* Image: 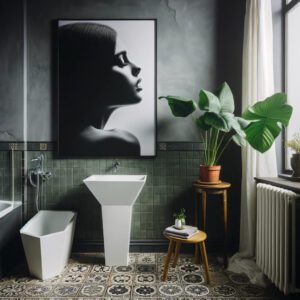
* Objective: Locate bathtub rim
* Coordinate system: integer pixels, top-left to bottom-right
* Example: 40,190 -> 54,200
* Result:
20,210 -> 77,239
0,200 -> 22,219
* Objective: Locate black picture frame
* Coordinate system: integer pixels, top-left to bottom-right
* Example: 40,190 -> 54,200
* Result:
57,19 -> 157,157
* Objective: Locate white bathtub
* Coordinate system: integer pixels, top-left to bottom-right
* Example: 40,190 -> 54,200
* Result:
0,200 -> 22,219
0,200 -> 22,278
20,210 -> 77,280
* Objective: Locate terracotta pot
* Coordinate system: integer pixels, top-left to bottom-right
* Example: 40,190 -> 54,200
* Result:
199,165 -> 221,183
291,153 -> 300,177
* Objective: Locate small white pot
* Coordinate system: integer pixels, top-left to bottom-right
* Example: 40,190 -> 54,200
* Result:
174,218 -> 185,229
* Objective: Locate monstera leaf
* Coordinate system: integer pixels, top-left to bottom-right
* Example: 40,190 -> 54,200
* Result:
215,82 -> 235,113
197,83 -> 240,134
242,93 -> 292,153
159,96 -> 197,117
198,90 -> 221,113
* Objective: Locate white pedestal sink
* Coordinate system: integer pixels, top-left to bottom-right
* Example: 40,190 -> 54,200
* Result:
83,175 -> 147,266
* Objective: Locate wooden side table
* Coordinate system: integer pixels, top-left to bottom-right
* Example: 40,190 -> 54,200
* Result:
193,181 -> 231,267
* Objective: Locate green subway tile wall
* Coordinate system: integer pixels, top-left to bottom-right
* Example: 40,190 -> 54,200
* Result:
1,146 -> 241,252
25,150 -> 202,243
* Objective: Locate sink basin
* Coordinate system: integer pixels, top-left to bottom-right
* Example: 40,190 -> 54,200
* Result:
83,175 -> 146,206
83,174 -> 147,266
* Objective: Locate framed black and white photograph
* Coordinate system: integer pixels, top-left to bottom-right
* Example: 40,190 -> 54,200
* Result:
58,19 -> 156,157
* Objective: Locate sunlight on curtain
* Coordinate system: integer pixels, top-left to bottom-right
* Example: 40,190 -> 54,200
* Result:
227,0 -> 277,286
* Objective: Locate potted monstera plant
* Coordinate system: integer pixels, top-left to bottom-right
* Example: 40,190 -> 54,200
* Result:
160,82 -> 293,183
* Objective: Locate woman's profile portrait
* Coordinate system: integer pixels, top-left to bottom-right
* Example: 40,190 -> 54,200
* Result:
58,20 -> 156,157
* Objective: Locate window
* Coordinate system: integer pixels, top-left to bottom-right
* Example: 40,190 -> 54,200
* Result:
284,0 -> 300,171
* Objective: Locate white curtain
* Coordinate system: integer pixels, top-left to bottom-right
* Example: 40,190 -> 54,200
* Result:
228,0 -> 277,285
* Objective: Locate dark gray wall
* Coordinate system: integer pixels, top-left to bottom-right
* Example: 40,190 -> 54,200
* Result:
0,0 -> 245,143
0,0 -> 23,141
0,0 -> 245,251
26,0 -> 221,141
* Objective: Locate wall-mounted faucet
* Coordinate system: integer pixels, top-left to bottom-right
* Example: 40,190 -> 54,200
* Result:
28,154 -> 52,187
28,154 -> 52,212
113,160 -> 120,173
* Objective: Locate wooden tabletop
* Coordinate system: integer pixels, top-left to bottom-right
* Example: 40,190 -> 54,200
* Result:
164,231 -> 207,243
193,181 -> 231,189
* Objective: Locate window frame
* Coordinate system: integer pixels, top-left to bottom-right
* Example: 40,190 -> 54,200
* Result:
282,0 -> 300,174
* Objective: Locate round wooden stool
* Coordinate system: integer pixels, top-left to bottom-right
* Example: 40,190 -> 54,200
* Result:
162,231 -> 210,283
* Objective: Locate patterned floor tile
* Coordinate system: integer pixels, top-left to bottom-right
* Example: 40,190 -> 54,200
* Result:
86,272 -> 110,284
67,263 -> 91,274
184,284 -> 210,296
136,253 -> 156,265
135,264 -> 156,273
24,284 -> 53,297
178,255 -> 194,265
106,284 -> 131,297
158,283 -> 184,297
133,284 -> 157,297
52,284 -> 81,297
61,272 -> 86,283
0,283 -> 26,297
158,272 -> 180,283
212,284 -> 237,297
0,252 -> 285,299
135,273 -> 156,284
78,283 -> 106,297
181,273 -> 204,284
156,253 -> 166,264
157,263 -> 176,274
110,273 -> 133,284
113,265 -> 134,273
178,263 -> 201,273
91,265 -> 112,274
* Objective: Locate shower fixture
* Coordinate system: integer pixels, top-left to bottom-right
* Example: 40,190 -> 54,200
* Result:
28,154 -> 52,211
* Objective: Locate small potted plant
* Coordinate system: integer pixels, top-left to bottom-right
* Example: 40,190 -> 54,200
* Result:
173,208 -> 186,229
160,82 -> 293,183
287,133 -> 300,177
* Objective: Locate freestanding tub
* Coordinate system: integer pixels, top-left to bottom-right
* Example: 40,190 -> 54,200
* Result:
0,200 -> 22,278
20,210 -> 76,280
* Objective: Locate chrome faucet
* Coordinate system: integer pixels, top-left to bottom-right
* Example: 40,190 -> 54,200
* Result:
28,154 -> 52,186
113,160 -> 120,173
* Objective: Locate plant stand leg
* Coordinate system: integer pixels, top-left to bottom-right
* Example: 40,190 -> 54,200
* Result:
202,191 -> 207,230
223,189 -> 228,268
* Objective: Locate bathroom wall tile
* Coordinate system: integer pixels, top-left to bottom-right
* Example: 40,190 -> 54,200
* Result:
0,147 -> 205,243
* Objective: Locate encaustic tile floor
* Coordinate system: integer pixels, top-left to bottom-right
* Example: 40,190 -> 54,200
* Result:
0,253 -> 293,299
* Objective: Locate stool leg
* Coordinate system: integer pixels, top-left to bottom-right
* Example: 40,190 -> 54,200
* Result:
195,244 -> 200,264
199,242 -> 210,284
194,242 -> 202,264
172,242 -> 181,267
163,240 -> 175,281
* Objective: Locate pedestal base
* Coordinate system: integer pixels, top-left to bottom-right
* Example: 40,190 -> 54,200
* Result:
101,205 -> 132,266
